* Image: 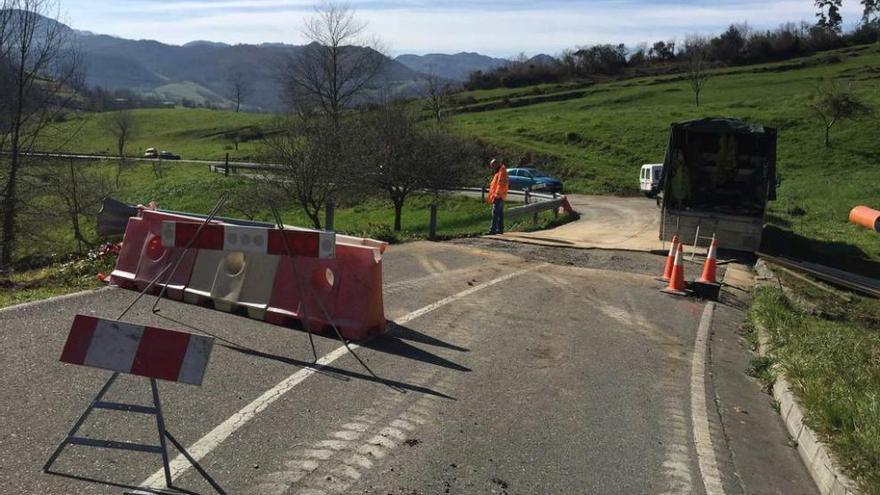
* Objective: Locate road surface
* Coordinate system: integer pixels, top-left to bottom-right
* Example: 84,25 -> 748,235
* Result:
491,194 -> 662,252
0,239 -> 816,494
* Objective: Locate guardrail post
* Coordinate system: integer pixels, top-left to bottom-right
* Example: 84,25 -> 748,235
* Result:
224,153 -> 229,177
429,204 -> 438,240
524,190 -> 531,205
481,186 -> 486,202
324,200 -> 335,232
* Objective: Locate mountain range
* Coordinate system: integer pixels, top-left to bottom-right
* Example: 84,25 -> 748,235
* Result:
49,16 -> 556,111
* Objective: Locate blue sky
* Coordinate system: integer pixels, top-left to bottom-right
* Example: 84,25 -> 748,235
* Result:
63,0 -> 867,57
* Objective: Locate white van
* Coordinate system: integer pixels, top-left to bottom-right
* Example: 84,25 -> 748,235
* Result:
639,163 -> 663,197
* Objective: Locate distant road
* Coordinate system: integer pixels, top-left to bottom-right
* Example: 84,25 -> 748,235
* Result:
5,150 -> 282,170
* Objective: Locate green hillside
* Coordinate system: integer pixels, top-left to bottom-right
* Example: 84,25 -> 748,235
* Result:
44,108 -> 273,161
449,44 -> 880,270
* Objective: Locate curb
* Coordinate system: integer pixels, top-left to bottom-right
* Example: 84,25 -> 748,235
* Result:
0,286 -> 111,315
753,260 -> 859,495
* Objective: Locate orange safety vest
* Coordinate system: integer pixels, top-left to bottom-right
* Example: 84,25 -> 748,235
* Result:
488,165 -> 509,203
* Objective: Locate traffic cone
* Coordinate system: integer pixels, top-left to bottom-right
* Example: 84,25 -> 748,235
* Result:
658,235 -> 679,282
697,236 -> 719,285
661,243 -> 688,296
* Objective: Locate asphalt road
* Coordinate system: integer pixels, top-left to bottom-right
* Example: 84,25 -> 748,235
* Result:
492,194 -> 662,252
0,239 -> 816,494
7,150 -> 278,170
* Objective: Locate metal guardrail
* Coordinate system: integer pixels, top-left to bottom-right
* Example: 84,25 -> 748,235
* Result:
451,187 -> 564,220
756,252 -> 880,298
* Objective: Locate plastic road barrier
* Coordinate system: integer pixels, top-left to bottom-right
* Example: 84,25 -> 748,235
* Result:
109,207 -> 388,341
161,221 -> 336,258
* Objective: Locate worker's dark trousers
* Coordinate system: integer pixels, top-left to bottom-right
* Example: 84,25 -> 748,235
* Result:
490,198 -> 504,234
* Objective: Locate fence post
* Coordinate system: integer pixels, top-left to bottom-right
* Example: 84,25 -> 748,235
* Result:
324,200 -> 335,232
224,153 -> 229,177
429,204 -> 438,240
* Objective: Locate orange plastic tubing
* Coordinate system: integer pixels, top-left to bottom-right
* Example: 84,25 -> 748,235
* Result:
849,206 -> 880,232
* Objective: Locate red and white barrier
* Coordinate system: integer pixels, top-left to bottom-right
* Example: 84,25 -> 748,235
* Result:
109,208 -> 388,341
161,221 -> 335,259
59,315 -> 214,385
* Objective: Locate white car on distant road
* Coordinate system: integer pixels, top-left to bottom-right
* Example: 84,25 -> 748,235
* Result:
639,163 -> 663,197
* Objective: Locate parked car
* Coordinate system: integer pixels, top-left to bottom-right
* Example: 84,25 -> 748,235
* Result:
507,168 -> 564,193
144,147 -> 158,158
160,151 -> 181,160
639,163 -> 663,197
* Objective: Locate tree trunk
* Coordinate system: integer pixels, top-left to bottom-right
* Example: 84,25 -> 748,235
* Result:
1,120 -> 23,267
305,207 -> 322,230
393,198 -> 404,232
0,158 -> 18,267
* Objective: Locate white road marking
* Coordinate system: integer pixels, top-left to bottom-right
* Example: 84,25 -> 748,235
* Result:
691,302 -> 727,495
138,264 -> 542,490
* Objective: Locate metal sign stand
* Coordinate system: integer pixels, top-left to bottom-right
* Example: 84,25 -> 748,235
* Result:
43,373 -> 226,494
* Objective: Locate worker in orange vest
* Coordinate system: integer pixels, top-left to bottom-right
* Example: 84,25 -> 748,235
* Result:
487,158 -> 509,234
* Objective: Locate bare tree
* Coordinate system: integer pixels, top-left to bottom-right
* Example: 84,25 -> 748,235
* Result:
101,110 -> 137,186
262,115 -> 353,229
0,0 -> 84,267
40,160 -> 115,253
358,104 -> 478,231
423,67 -> 451,123
683,35 -> 711,107
812,81 -> 873,147
282,2 -> 386,123
226,69 -> 252,112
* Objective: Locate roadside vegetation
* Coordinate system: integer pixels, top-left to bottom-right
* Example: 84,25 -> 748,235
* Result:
41,108 -> 271,162
749,277 -> 880,493
0,160 -> 560,309
448,43 -> 880,273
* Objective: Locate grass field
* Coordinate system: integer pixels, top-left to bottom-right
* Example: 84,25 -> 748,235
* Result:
448,44 -> 880,270
750,277 -> 880,494
42,108 -> 273,162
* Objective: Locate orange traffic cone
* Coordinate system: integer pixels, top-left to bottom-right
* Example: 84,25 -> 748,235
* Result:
661,244 -> 688,296
658,235 -> 679,282
697,236 -> 719,284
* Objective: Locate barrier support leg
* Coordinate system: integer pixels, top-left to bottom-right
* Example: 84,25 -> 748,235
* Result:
43,372 -> 121,473
44,374 -> 226,495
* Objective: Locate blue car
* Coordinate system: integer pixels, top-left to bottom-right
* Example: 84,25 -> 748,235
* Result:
507,168 -> 564,193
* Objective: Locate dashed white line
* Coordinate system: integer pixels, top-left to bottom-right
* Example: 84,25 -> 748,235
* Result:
138,264 -> 543,490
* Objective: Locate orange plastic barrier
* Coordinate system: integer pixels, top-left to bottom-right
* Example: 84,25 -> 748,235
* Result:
109,209 -> 388,341
110,209 -> 204,299
849,206 -> 880,232
265,242 -> 386,341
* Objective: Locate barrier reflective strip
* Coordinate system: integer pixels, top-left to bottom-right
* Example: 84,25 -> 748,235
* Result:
59,315 -> 214,386
161,221 -> 334,258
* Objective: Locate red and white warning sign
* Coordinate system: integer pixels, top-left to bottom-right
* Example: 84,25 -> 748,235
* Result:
160,221 -> 336,259
59,315 -> 214,386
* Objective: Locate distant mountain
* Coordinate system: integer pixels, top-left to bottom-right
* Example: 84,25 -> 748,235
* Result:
73,30 -> 426,111
527,54 -> 558,66
395,52 -> 509,81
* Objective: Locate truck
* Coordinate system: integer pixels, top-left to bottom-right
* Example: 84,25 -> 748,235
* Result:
659,118 -> 778,252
